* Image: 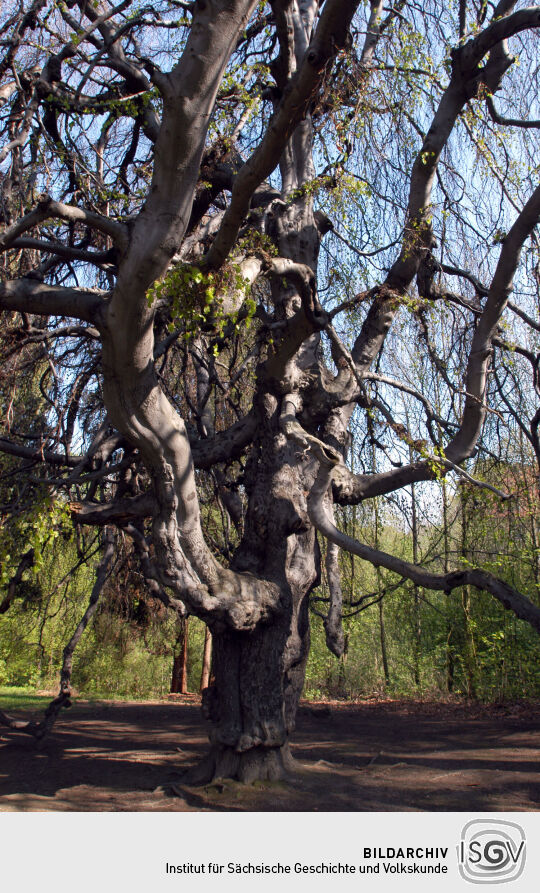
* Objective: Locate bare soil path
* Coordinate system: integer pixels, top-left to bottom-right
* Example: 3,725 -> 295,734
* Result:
1,697 -> 539,811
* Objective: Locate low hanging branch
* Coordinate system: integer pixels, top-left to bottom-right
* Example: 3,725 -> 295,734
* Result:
0,528 -> 115,741
308,458 -> 540,635
323,530 -> 346,658
280,410 -> 540,637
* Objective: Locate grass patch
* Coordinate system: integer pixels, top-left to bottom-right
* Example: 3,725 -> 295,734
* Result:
0,686 -> 51,713
0,686 -> 177,714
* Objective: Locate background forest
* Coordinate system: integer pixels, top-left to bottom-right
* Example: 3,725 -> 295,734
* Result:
2,449 -> 538,703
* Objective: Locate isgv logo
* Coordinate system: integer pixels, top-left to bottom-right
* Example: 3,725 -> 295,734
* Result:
458,820 -> 526,884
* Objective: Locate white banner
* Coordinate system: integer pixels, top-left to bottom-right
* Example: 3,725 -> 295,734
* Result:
2,812 -> 538,892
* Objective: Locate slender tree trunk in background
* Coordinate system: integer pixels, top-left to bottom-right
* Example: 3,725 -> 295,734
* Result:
528,503 -> 540,601
461,585 -> 477,698
518,431 -> 540,604
531,515 -> 540,606
460,489 -> 477,698
377,590 -> 390,687
200,625 -> 212,691
410,478 -> 422,689
442,479 -> 455,692
373,480 -> 390,686
171,618 -> 189,694
337,632 -> 349,696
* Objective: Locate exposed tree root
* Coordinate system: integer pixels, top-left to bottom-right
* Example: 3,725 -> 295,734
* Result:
180,743 -> 296,785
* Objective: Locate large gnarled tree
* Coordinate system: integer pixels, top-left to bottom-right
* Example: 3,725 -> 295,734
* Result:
1,0 -> 540,780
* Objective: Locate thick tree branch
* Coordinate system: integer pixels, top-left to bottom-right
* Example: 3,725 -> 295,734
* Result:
446,183 -> 540,463
0,279 -> 106,324
71,493 -> 156,526
204,0 -> 362,269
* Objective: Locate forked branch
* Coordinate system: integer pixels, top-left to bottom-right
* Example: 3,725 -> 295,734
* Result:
307,460 -> 540,635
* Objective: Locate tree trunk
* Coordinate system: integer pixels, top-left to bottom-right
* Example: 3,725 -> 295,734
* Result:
460,488 -> 477,698
186,413 -> 319,782
410,479 -> 422,689
461,584 -> 477,699
442,479 -> 455,692
171,618 -> 189,694
104,0 -> 321,784
372,466 -> 390,686
187,557 -> 313,783
199,625 -> 212,692
378,591 -> 390,687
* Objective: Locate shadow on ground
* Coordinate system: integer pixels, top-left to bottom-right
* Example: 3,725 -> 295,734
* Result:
1,698 -> 539,811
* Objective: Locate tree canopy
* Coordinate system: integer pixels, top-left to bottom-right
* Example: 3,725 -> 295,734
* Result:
1,0 -> 539,781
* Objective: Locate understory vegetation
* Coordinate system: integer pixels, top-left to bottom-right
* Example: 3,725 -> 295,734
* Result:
2,461 -> 539,703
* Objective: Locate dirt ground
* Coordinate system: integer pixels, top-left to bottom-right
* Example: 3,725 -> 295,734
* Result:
1,696 -> 539,811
